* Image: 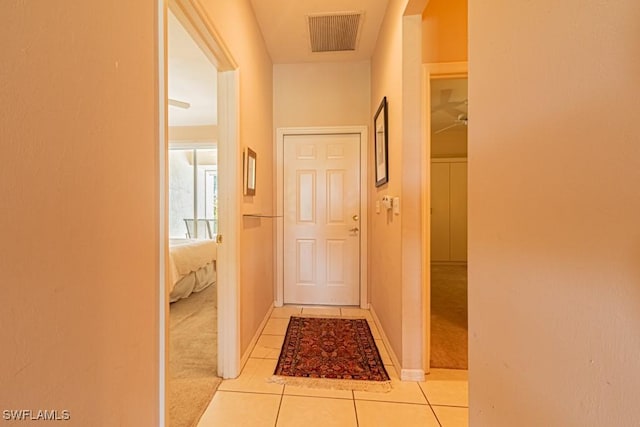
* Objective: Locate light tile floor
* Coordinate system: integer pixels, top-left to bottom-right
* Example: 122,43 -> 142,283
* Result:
198,306 -> 468,427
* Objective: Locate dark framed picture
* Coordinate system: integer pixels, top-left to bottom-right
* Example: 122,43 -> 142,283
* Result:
374,96 -> 388,187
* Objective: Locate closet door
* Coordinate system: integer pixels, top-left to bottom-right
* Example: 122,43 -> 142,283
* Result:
430,162 -> 451,261
450,162 -> 468,261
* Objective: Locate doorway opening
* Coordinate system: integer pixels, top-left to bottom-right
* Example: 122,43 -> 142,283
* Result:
429,77 -> 468,370
166,8 -> 220,427
421,62 -> 468,373
159,0 -> 241,424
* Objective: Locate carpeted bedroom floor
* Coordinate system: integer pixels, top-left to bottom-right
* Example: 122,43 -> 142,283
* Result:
169,283 -> 221,427
430,264 -> 468,370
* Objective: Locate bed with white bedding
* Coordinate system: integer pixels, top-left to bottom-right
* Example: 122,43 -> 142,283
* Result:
169,239 -> 217,302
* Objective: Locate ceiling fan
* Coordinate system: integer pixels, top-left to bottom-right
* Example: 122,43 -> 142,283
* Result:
168,98 -> 191,109
432,87 -> 468,134
432,89 -> 467,117
434,113 -> 468,134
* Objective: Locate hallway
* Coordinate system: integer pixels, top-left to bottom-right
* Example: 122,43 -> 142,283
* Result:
197,307 -> 468,426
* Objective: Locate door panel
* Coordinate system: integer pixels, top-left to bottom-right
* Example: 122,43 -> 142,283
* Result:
326,239 -> 346,284
449,162 -> 468,261
327,171 -> 345,223
431,162 -> 451,261
296,240 -> 316,283
431,160 -> 468,262
284,133 -> 360,305
296,171 -> 316,222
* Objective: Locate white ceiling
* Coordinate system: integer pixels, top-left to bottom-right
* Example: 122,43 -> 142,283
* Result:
168,11 -> 217,127
250,0 -> 389,63
166,1 -> 390,126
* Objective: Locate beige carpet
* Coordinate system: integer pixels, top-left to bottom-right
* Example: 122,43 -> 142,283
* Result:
430,264 -> 468,370
169,283 -> 221,427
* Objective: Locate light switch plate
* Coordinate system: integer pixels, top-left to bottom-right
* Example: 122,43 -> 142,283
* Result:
375,200 -> 381,214
393,197 -> 400,215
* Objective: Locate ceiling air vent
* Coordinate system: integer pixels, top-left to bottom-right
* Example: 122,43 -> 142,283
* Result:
308,12 -> 363,53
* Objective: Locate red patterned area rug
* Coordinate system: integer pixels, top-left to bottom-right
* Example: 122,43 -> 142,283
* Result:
270,316 -> 391,392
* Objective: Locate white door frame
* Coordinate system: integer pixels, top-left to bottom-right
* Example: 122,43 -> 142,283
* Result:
159,1 -> 241,423
276,127 -> 369,309
421,62 -> 468,373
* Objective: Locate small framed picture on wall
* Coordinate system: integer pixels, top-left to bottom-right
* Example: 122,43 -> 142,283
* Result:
244,147 -> 256,196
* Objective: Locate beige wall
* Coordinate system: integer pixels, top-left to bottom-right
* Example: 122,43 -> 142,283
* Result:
0,0 -> 274,422
273,61 -> 371,129
370,0 -> 407,365
370,0 -> 425,372
431,129 -> 467,158
0,1 -> 159,425
198,0 -> 274,354
168,125 -> 218,142
422,0 -> 468,63
469,0 -> 640,425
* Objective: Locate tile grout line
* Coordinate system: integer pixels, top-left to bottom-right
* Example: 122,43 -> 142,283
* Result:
352,398 -> 430,407
431,403 -> 469,409
215,389 -> 283,397
418,381 -> 443,427
352,390 -> 360,427
282,393 -> 355,401
429,405 -> 443,427
273,385 -> 285,427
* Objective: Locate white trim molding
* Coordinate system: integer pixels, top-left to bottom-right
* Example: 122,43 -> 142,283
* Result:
216,69 -> 241,379
370,304 -> 425,381
401,369 -> 426,382
426,61 -> 468,78
169,0 -> 237,71
369,304 -> 402,378
275,126 -> 369,309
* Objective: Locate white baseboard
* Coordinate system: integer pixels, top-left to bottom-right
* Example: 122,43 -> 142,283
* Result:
240,304 -> 274,369
401,369 -> 425,382
370,304 -> 425,382
369,304 -> 402,379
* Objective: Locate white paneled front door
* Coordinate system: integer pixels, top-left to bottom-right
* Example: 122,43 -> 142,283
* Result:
283,133 -> 361,305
